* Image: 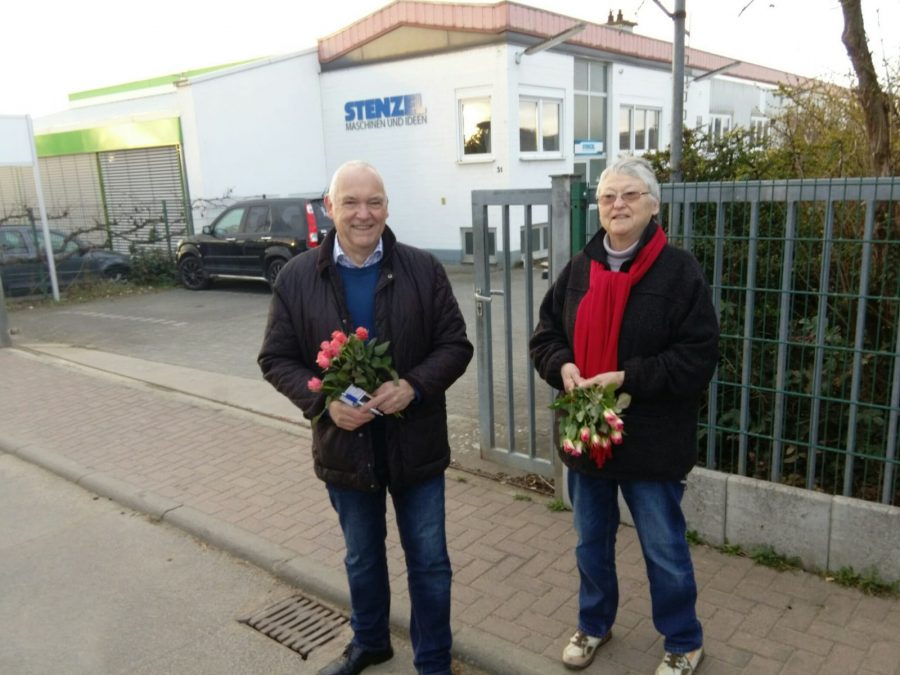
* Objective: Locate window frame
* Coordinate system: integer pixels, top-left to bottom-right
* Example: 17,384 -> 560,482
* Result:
518,95 -> 563,159
457,93 -> 493,163
749,116 -> 769,145
618,104 -> 662,154
574,59 -> 608,158
709,113 -> 733,142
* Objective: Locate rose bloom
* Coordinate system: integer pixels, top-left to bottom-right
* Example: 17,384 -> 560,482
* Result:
329,337 -> 345,355
604,409 -> 624,431
355,326 -> 369,341
316,352 -> 332,369
580,426 -> 591,444
320,340 -> 334,356
331,330 -> 348,345
308,377 -> 323,392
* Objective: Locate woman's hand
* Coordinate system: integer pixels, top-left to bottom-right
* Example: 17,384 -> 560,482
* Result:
560,363 -> 584,393
582,370 -> 625,390
561,363 -> 624,393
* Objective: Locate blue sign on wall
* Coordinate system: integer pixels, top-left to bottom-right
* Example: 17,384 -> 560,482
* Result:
344,94 -> 427,130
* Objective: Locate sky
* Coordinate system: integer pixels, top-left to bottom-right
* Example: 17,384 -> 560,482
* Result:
2,0 -> 897,118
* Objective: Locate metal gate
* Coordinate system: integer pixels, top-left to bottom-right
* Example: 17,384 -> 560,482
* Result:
470,176 -> 579,480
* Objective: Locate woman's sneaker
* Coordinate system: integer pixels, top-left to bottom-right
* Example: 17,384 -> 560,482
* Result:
655,647 -> 704,674
561,629 -> 612,670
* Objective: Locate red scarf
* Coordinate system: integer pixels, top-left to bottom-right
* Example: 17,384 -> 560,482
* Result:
573,225 -> 667,377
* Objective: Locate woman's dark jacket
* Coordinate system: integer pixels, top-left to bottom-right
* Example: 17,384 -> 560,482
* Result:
530,221 -> 719,481
258,226 -> 473,492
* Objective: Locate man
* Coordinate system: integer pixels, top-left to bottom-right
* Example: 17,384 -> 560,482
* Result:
258,160 -> 473,675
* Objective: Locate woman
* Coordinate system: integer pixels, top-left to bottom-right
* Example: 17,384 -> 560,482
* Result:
530,156 -> 719,674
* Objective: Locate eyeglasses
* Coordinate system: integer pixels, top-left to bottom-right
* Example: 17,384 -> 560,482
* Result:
598,191 -> 650,206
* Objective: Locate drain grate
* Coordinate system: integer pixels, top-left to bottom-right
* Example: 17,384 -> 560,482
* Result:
240,593 -> 349,659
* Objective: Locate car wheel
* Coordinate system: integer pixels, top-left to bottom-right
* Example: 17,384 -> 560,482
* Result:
103,265 -> 129,283
265,258 -> 287,287
178,256 -> 211,290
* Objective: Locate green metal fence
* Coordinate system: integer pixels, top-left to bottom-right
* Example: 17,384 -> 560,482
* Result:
658,178 -> 899,506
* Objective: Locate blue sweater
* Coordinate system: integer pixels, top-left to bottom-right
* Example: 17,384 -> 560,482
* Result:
337,263 -> 381,337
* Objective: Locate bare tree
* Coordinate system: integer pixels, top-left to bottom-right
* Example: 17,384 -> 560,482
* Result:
839,0 -> 894,176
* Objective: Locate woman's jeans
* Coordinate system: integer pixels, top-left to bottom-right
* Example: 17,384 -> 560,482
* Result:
568,470 -> 703,653
326,474 -> 452,675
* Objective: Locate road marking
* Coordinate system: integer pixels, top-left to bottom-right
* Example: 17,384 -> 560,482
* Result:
60,310 -> 188,327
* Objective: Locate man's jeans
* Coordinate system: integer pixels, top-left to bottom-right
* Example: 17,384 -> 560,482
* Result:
568,471 -> 703,653
326,474 -> 452,675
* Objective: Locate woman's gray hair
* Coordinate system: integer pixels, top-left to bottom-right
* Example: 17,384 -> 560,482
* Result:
596,155 -> 660,203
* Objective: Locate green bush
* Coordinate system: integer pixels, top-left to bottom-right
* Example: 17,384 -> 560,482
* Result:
128,248 -> 178,286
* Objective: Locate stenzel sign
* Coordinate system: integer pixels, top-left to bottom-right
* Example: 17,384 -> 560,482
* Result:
344,94 -> 427,131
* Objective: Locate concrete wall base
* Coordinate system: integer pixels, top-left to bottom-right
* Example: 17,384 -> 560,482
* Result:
617,467 -> 900,584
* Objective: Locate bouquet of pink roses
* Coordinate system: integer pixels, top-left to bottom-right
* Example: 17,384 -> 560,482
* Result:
550,384 -> 631,469
307,326 -> 399,421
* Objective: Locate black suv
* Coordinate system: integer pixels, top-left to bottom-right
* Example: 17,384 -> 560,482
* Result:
175,197 -> 333,290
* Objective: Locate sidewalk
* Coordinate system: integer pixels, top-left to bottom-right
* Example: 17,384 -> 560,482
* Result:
2,344 -> 898,674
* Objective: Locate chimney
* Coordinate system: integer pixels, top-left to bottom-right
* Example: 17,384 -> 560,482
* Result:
606,8 -> 637,33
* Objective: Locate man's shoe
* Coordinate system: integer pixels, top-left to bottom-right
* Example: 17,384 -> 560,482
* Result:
561,628 -> 612,670
655,647 -> 704,675
317,642 -> 394,675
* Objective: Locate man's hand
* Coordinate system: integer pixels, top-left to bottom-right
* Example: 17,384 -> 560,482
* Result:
327,399 -> 376,431
369,379 -> 416,416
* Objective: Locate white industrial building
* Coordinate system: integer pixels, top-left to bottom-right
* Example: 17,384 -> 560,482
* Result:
2,1 -> 799,261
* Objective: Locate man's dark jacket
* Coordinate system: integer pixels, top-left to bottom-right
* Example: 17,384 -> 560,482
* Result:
530,221 -> 720,481
258,226 -> 473,492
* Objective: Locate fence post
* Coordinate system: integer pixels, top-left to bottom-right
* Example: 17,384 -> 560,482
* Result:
162,200 -> 173,259
0,278 -> 11,348
549,174 -> 576,502
569,180 -> 588,256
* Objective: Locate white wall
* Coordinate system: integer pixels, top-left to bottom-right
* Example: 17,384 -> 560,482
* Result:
607,63 -> 672,158
684,78 -> 712,132
320,44 -> 572,257
181,51 -> 329,222
506,48 -> 571,201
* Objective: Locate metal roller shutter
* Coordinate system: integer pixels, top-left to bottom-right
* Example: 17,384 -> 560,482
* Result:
98,146 -> 188,255
0,157 -> 104,246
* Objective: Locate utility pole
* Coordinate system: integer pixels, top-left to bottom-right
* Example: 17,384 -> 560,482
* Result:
671,0 -> 686,183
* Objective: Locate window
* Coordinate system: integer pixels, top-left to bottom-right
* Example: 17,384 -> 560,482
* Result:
749,116 -> 769,145
619,105 -> 661,153
519,97 -> 561,154
574,59 -> 608,152
0,230 -> 28,256
460,97 -> 491,157
245,206 -> 269,234
49,231 -> 80,255
709,114 -> 732,142
215,207 -> 246,236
